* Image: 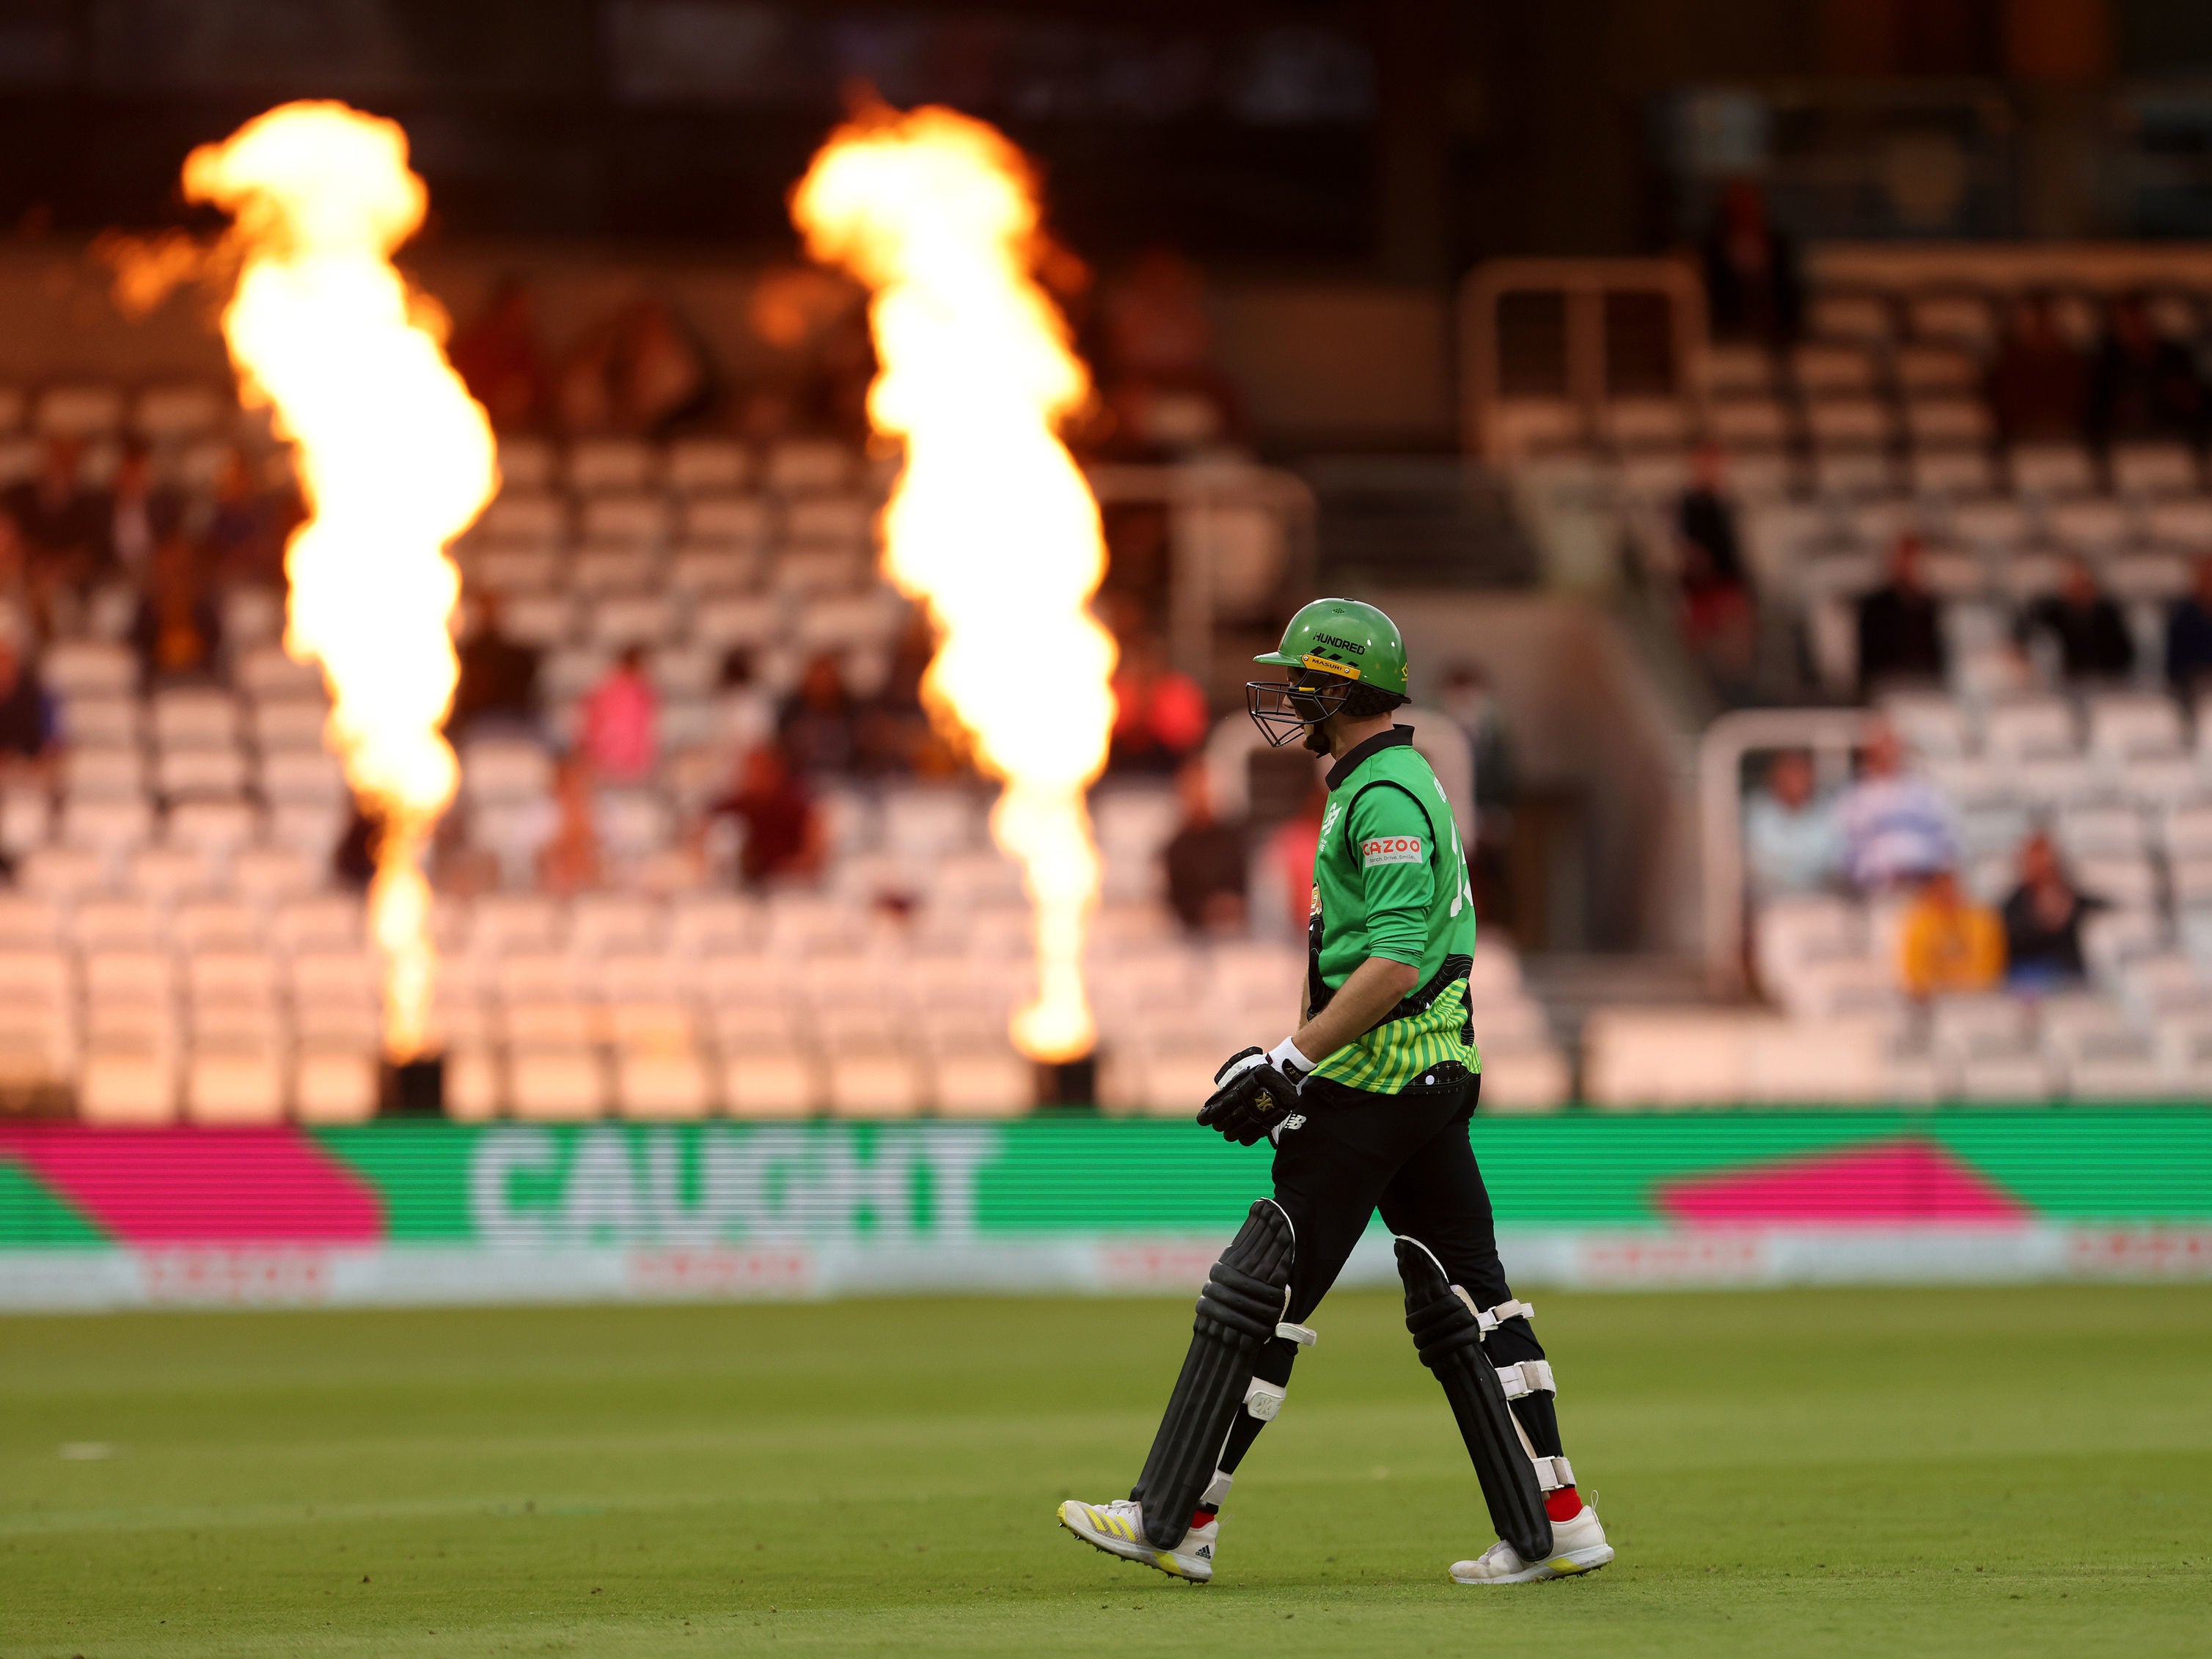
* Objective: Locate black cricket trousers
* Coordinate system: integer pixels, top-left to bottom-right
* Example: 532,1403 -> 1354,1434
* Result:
1217,1072 -> 1566,1476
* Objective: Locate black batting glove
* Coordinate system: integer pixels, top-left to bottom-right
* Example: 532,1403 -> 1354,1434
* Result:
1197,1046 -> 1303,1146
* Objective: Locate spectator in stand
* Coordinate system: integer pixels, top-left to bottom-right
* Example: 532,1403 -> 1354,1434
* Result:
128,534 -> 221,683
447,593 -> 541,740
556,299 -> 715,437
538,757 -> 603,896
332,798 -> 380,890
2090,294 -> 2208,451
854,610 -> 941,777
1436,662 -> 1515,822
1099,248 -> 1242,456
706,744 -> 824,889
0,634 -> 56,778
1677,444 -> 1748,591
0,513 -> 45,644
1897,869 -> 2005,1000
777,651 -> 861,776
1162,757 -> 1248,936
1109,634 -> 1208,774
2001,831 -> 2106,992
1701,177 -> 1801,347
577,645 -> 659,784
1743,749 -> 1839,898
1855,532 -> 1947,695
805,305 -> 878,442
2164,554 -> 2212,695
448,275 -> 549,431
3,436 -> 103,576
4,439 -> 103,637
1259,783 -> 1327,940
1435,661 -> 1516,917
625,300 -> 716,435
554,308 -> 626,435
1836,722 -> 1958,891
744,266 -> 876,442
199,447 -> 277,585
1674,445 -> 1756,697
1985,293 -> 2092,447
1098,502 -> 1173,619
711,648 -> 776,770
2016,556 -> 2134,682
103,439 -> 180,580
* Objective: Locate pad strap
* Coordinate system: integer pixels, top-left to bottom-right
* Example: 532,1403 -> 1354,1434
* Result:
1495,1359 -> 1556,1401
1449,1289 -> 1536,1335
1275,1322 -> 1318,1347
1531,1454 -> 1575,1492
1201,1470 -> 1233,1507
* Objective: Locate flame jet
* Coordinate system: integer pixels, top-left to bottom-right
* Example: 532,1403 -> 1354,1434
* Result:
793,105 -> 1116,1063
186,103 -> 497,1060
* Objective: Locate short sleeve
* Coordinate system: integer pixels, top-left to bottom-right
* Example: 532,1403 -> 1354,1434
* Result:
1346,783 -> 1434,967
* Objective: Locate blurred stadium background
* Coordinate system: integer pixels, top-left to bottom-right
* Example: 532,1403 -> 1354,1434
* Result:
0,0 -> 2205,1300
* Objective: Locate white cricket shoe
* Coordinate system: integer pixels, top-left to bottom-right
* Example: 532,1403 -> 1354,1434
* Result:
1449,1504 -> 1614,1584
1058,1497 -> 1216,1583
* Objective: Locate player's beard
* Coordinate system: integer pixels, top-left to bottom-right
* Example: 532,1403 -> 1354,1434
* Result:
1302,719 -> 1333,755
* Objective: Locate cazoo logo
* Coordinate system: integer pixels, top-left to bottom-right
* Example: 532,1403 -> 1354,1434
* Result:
1360,835 -> 1422,867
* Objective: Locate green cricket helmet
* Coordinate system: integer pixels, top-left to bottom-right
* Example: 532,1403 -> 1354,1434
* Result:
1246,597 -> 1410,749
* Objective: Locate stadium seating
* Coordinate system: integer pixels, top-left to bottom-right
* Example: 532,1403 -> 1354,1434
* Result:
0,392 -> 1573,1120
1594,272 -> 2212,695
1540,261 -> 2212,1105
1705,666 -> 2212,1107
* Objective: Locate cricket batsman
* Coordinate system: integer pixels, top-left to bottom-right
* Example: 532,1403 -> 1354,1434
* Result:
1058,598 -> 1613,1586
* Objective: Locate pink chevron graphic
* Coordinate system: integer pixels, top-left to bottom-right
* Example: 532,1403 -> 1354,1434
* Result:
1659,1136 -> 2027,1227
0,1126 -> 383,1245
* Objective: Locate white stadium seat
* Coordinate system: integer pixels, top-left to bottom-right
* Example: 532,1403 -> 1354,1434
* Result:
509,1045 -> 608,1120
682,495 -> 772,549
568,437 -> 657,494
185,1042 -> 287,1125
477,492 -> 568,547
722,1047 -> 819,1118
233,644 -> 324,698
666,437 -> 751,494
495,436 -> 558,491
133,382 -> 227,440
765,439 -> 856,495
249,695 -> 331,752
78,1046 -> 177,1125
614,1047 -> 715,1119
2109,442 -> 2199,498
931,1044 -> 1034,1118
579,492 -> 670,548
36,384 -> 125,436
2007,444 -> 2095,497
293,1047 -> 380,1123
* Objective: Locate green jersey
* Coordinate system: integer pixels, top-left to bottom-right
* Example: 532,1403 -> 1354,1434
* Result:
1305,726 -> 1479,1094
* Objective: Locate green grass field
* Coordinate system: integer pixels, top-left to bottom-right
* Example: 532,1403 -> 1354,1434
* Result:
2,1284 -> 2208,1659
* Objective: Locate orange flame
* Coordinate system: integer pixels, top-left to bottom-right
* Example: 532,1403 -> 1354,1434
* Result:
793,106 -> 1115,1063
185,103 -> 496,1061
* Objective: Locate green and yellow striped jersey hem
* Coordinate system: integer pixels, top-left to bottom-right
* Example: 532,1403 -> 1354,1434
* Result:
1311,975 -> 1481,1094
